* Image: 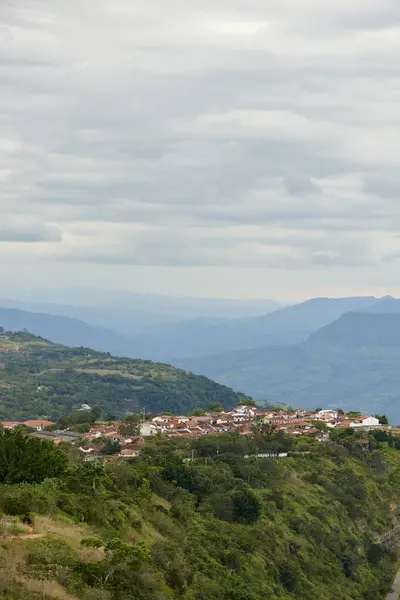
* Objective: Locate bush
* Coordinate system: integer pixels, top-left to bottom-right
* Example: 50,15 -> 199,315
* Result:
81,537 -> 103,548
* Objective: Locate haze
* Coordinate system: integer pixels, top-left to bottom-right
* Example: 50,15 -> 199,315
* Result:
3,0 -> 400,300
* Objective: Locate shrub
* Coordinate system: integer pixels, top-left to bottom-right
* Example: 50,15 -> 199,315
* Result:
81,537 -> 103,548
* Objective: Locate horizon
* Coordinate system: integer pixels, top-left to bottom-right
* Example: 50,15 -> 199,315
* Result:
1,286 -> 400,306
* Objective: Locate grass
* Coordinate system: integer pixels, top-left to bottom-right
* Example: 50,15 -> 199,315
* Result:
0,516 -> 107,599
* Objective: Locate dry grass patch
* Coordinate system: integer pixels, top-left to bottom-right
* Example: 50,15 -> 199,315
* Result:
16,577 -> 79,600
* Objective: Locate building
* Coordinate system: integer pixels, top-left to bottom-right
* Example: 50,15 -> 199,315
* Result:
350,416 -> 380,428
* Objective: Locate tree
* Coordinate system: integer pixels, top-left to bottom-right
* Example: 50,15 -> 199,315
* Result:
207,403 -> 224,413
0,429 -> 67,484
118,415 -> 140,437
91,405 -> 102,421
100,440 -> 121,456
311,421 -> 329,432
374,414 -> 389,425
231,488 -> 262,524
189,408 -> 206,416
236,399 -> 257,407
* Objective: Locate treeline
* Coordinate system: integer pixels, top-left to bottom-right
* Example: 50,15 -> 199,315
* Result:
0,426 -> 399,598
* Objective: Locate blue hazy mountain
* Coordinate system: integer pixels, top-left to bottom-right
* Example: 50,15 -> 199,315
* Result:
176,309 -> 400,423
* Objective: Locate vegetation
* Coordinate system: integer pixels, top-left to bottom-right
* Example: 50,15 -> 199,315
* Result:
0,331 -> 250,421
0,427 -> 399,598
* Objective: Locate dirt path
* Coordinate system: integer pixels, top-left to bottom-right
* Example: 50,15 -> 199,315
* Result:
0,533 -> 45,540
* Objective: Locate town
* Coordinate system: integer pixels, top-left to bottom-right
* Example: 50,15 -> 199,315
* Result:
0,405 -> 389,460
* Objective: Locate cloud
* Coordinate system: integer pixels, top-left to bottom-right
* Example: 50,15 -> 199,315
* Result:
1,0 -> 400,297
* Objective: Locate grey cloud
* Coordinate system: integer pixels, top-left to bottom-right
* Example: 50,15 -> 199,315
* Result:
0,225 -> 62,243
1,0 -> 400,295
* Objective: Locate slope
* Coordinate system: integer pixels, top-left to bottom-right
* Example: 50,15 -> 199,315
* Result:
0,330 -> 250,420
0,429 -> 399,600
177,311 -> 400,423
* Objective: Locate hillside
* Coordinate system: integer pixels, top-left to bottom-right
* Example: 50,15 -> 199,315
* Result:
0,331 -> 250,421
177,311 -> 400,423
0,427 -> 399,599
309,312 -> 400,346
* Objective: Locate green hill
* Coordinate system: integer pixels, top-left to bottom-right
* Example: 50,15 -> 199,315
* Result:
0,330 -> 250,421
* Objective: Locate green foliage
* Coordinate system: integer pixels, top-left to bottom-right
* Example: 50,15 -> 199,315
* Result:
81,537 -> 103,548
375,414 -> 389,425
207,402 -> 224,412
189,408 -> 206,416
0,332 -> 250,420
0,429 -> 67,484
230,489 -> 262,524
100,440 -> 121,456
0,425 -> 399,599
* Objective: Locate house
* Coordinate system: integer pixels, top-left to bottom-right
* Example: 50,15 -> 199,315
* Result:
30,431 -> 79,444
119,448 -> 139,458
22,420 -> 56,431
316,410 -> 338,421
140,422 -> 158,437
350,416 -> 380,428
0,422 -> 21,429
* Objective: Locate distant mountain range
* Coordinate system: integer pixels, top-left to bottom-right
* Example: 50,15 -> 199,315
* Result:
177,306 -> 400,423
0,295 -> 381,362
126,296 -> 380,361
0,291 -> 284,334
3,293 -> 400,421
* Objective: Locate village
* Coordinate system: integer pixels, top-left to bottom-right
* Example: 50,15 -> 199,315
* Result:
0,405 -> 389,461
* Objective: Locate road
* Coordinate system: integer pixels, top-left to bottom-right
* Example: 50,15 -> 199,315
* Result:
386,570 -> 400,600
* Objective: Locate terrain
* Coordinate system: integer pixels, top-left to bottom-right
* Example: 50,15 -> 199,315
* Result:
0,291 -> 284,334
0,296 -> 381,363
0,331 -> 249,421
178,311 -> 400,423
0,426 -> 399,599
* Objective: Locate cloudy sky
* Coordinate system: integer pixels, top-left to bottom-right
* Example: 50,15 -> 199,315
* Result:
2,0 -> 400,300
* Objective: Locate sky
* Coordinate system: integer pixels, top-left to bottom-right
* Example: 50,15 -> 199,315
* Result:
2,0 -> 400,301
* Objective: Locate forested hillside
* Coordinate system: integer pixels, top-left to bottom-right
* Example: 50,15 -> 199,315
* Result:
0,331 -> 249,421
0,427 -> 399,599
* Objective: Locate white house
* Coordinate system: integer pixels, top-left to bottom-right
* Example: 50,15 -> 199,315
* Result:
350,416 -> 380,428
316,409 -> 338,420
140,422 -> 158,437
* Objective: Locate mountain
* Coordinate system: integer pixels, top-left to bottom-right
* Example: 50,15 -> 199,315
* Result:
0,291 -> 285,334
363,295 -> 400,313
308,311 -> 400,346
176,310 -> 400,423
0,307 -> 136,356
0,296 -> 380,364
128,296 -> 380,361
0,330 -> 250,420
